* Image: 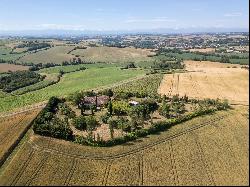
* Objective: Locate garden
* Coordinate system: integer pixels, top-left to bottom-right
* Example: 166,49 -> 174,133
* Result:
32,85 -> 230,147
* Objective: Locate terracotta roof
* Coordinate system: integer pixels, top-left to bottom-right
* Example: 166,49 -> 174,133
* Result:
83,95 -> 109,106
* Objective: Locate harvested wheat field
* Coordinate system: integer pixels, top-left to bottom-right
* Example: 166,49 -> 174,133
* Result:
0,106 -> 248,186
71,46 -> 155,63
189,48 -> 216,53
17,46 -> 77,65
0,109 -> 42,166
158,60 -> 249,105
0,63 -> 29,73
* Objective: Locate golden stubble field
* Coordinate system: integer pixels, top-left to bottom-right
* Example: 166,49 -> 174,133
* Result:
0,63 -> 29,73
17,46 -> 77,65
158,60 -> 249,105
71,46 -> 155,63
189,48 -> 216,53
0,109 -> 41,166
0,106 -> 248,186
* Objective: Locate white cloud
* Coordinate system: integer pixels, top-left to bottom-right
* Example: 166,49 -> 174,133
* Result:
125,17 -> 176,23
224,12 -> 242,17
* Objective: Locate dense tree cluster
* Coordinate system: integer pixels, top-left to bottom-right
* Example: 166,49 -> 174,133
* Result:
151,60 -> 184,70
33,97 -> 74,140
121,62 -> 137,69
0,70 -> 44,92
13,41 -> 51,53
156,48 -> 249,65
73,115 -> 98,131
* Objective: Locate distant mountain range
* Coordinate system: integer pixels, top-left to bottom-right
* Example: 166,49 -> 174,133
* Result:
0,27 -> 248,37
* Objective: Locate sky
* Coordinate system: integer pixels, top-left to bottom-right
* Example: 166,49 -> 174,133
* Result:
0,0 -> 249,31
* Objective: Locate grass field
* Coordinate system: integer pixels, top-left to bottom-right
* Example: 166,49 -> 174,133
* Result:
17,46 -> 77,64
0,109 -> 41,166
0,67 -> 145,113
158,60 -> 249,105
0,46 -> 25,61
38,63 -> 116,74
0,106 -> 248,186
11,73 -> 59,95
70,46 -> 154,63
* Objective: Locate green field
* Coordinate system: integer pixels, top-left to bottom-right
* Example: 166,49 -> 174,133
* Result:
38,63 -> 117,74
0,46 -> 25,61
11,73 -> 59,95
0,66 -> 145,112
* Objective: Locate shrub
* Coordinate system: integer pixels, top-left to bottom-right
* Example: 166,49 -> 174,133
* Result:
141,98 -> 158,112
172,94 -> 179,102
107,101 -> 113,115
115,91 -> 133,99
58,103 -> 76,118
67,92 -> 84,107
108,118 -> 119,129
99,89 -> 114,97
85,116 -> 98,131
117,117 -> 130,130
159,101 -> 170,117
215,99 -> 230,110
100,112 -> 110,124
34,117 -> 73,140
73,116 -> 87,130
112,100 -> 131,115
129,104 -> 150,120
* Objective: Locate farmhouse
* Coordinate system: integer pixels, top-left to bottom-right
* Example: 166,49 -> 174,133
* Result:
82,95 -> 110,107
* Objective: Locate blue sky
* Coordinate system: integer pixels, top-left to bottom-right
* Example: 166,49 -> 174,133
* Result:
0,0 -> 248,31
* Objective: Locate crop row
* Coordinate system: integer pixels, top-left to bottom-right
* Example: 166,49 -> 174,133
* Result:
112,74 -> 163,98
0,109 -> 41,166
